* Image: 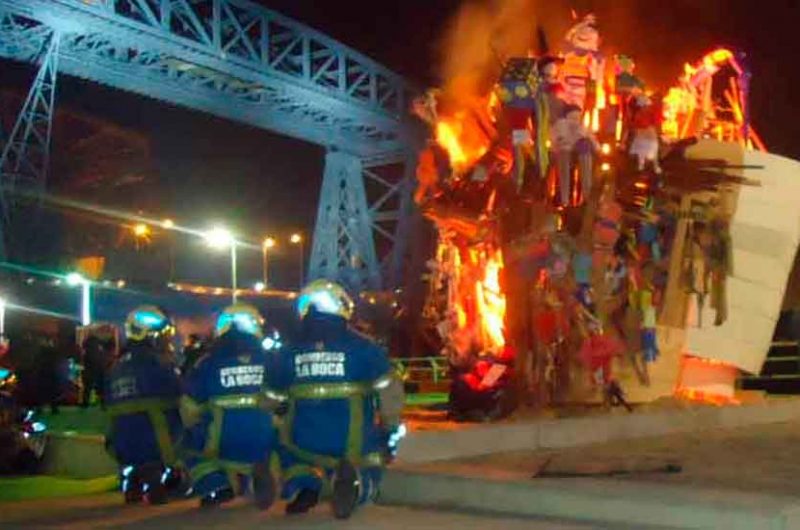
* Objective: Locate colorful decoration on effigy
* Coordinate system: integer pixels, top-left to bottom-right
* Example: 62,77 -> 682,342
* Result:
411,5 -> 765,413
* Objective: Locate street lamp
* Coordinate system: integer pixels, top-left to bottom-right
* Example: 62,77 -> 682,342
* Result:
162,219 -> 176,281
0,296 -> 6,337
290,233 -> 304,288
67,272 -> 92,326
205,227 -> 238,304
262,236 -> 276,288
132,223 -> 151,251
133,223 -> 150,237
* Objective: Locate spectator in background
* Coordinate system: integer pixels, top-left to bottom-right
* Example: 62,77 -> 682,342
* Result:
36,336 -> 66,415
180,334 -> 206,374
81,335 -> 109,409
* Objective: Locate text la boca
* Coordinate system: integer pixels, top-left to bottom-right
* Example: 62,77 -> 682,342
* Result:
219,365 -> 264,388
295,351 -> 346,377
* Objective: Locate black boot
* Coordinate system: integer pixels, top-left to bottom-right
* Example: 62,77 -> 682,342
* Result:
145,482 -> 169,506
331,461 -> 360,520
252,462 -> 276,511
199,487 -> 235,508
285,488 -> 320,515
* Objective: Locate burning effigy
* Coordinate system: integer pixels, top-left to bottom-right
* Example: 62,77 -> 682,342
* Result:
413,10 -> 771,420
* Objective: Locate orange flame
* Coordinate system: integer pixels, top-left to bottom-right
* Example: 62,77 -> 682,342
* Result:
475,248 -> 507,351
435,112 -> 490,172
661,47 -> 762,149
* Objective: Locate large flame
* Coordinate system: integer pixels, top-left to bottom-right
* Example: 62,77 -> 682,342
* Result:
435,111 -> 490,173
439,240 -> 507,356
475,248 -> 507,351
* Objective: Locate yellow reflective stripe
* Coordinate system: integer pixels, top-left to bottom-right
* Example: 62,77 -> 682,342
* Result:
263,388 -> 288,402
108,397 -> 177,417
288,382 -> 370,400
188,460 -> 220,482
284,463 -> 322,482
346,395 -> 364,460
210,394 -> 260,409
179,395 -> 205,427
108,397 -> 178,465
204,407 -> 225,459
284,441 -> 383,470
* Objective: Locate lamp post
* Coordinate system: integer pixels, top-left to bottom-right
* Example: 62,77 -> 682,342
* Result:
0,296 -> 6,337
162,219 -> 176,282
290,233 -> 304,288
262,236 -> 276,288
205,227 -> 238,304
67,273 -> 92,326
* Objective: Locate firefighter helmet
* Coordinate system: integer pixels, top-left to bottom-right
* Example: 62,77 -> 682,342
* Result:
215,303 -> 264,338
124,306 -> 175,343
296,279 -> 355,321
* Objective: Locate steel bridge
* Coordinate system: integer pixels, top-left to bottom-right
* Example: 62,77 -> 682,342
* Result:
0,0 -> 417,290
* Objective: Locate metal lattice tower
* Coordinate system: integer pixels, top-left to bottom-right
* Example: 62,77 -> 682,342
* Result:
0,0 -> 415,289
0,31 -> 59,258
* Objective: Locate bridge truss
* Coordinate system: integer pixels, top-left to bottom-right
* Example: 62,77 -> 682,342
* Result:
0,0 -> 416,290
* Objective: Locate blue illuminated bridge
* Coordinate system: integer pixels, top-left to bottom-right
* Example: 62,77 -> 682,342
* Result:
0,0 -> 419,291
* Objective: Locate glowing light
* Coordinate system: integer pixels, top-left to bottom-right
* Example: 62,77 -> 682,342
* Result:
475,249 -> 507,351
162,219 -> 175,229
290,233 -> 302,244
263,237 -> 276,249
66,273 -> 91,325
133,223 -> 150,237
66,272 -> 86,286
601,143 -> 611,155
434,115 -> 489,172
116,280 -> 126,288
601,162 -> 611,172
0,296 -> 6,336
205,227 -> 235,249
254,281 -> 266,292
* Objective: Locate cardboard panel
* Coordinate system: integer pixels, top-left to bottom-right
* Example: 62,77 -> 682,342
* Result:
683,144 -> 800,372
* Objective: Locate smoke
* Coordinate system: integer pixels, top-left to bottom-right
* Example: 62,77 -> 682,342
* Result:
436,0 -> 569,111
435,0 -> 731,106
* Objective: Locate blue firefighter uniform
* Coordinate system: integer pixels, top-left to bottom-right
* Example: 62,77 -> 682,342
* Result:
269,281 -> 404,519
106,306 -> 183,505
180,304 -> 278,509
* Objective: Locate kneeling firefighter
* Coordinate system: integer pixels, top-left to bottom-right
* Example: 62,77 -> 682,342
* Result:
181,303 -> 278,509
268,280 -> 405,519
106,306 -> 183,505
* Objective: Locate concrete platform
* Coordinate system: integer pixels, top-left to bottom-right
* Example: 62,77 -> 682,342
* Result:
381,419 -> 800,529
43,398 -> 800,478
397,398 -> 800,463
380,468 -> 800,530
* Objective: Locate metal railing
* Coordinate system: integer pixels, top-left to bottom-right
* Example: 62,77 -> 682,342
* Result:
391,356 -> 449,385
739,340 -> 800,384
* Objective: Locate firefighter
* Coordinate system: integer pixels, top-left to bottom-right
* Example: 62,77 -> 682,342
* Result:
268,280 -> 405,519
106,306 -> 183,505
180,303 -> 278,509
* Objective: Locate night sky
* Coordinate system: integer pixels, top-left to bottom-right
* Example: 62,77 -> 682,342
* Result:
0,0 -> 798,288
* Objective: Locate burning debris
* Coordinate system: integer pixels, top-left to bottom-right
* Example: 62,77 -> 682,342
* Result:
413,11 -> 760,419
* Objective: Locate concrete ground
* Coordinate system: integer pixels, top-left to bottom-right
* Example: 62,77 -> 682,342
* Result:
0,494 -> 615,530
416,419 -> 800,496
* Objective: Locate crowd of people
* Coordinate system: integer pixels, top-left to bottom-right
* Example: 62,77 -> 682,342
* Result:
96,280 -> 403,519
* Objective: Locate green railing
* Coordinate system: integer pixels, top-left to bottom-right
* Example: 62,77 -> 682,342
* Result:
391,356 -> 449,384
